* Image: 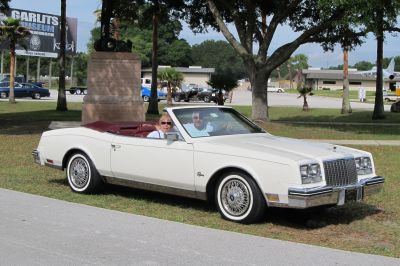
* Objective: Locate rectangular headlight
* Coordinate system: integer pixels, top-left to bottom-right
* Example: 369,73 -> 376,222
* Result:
355,156 -> 372,175
300,163 -> 322,184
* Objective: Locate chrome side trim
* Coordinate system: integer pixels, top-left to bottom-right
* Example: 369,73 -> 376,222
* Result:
44,162 -> 63,170
103,176 -> 207,201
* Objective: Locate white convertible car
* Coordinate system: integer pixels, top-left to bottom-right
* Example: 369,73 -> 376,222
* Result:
33,106 -> 384,224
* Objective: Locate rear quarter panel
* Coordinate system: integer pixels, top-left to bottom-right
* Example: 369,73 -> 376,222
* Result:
38,128 -> 115,176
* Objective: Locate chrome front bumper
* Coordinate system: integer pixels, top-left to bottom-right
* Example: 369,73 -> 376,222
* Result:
288,176 -> 384,208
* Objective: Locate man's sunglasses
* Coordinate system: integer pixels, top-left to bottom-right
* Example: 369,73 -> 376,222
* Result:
161,121 -> 172,125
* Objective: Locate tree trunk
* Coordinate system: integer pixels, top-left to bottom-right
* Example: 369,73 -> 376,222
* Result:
217,89 -> 224,105
9,46 -> 16,104
372,13 -> 385,120
341,48 -> 352,114
147,9 -> 160,115
167,83 -> 172,106
57,0 -> 67,111
251,69 -> 269,121
303,95 -> 309,111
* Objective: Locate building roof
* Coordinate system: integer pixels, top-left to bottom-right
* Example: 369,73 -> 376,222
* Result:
302,69 -> 400,81
142,66 -> 215,74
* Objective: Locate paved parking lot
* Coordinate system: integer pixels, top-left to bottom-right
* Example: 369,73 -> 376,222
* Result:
1,89 -> 390,111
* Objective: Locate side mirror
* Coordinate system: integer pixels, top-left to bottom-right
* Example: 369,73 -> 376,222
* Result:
165,132 -> 179,141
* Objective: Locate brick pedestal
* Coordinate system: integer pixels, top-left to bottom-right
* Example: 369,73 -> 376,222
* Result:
81,52 -> 145,124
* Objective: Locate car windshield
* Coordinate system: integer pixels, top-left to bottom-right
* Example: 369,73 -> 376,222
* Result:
173,107 -> 265,138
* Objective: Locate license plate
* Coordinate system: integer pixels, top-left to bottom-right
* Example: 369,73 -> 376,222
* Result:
345,188 -> 362,202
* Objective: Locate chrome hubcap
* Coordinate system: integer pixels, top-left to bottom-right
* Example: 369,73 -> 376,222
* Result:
69,157 -> 90,188
221,178 -> 250,216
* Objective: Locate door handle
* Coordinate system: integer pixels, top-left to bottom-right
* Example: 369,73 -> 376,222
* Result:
111,144 -> 121,149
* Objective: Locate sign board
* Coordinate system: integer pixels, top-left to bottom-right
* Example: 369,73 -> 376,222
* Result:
0,8 -> 77,58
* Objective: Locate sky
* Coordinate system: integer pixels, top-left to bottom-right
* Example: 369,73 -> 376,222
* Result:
8,0 -> 400,68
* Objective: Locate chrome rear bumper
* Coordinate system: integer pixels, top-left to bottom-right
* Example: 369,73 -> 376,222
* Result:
288,176 -> 384,208
32,149 -> 40,164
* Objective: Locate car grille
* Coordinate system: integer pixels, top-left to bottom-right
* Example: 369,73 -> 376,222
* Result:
323,158 -> 357,187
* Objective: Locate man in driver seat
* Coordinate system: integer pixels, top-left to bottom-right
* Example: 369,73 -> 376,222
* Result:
183,111 -> 213,137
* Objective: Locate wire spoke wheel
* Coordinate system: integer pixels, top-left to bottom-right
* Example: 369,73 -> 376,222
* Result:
216,172 -> 266,224
69,157 -> 90,188
220,179 -> 250,216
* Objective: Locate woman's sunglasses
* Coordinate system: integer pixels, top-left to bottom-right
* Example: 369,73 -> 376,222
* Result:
161,121 -> 172,125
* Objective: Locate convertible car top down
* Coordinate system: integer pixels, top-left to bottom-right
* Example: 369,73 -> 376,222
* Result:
33,106 -> 384,224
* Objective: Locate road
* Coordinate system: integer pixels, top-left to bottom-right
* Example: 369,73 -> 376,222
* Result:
1,188 -> 399,265
0,89 -> 392,111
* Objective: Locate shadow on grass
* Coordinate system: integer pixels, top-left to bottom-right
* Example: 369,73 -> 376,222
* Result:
263,203 -> 382,229
0,109 -> 82,135
49,178 -> 381,227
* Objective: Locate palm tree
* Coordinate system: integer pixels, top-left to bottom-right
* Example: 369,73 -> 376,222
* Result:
158,68 -> 183,106
297,87 -> 313,111
0,17 -> 30,103
57,0 -> 67,111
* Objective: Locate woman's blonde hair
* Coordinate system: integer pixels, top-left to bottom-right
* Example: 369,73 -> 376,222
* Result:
159,113 -> 172,124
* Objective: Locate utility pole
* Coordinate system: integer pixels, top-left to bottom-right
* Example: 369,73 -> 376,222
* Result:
49,58 -> 52,89
36,57 -> 41,81
287,64 -> 293,90
70,56 -> 74,87
26,56 -> 30,81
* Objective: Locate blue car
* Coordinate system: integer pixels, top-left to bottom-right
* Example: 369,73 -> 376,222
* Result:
0,82 -> 50,100
141,86 -> 167,102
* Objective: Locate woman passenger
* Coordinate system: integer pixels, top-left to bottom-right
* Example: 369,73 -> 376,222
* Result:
147,113 -> 173,139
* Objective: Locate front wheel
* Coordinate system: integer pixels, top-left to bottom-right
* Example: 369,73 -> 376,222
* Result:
32,92 -> 41,99
174,96 -> 181,102
204,96 -> 211,103
66,152 -> 103,193
215,172 -> 266,224
75,89 -> 82,94
143,95 -> 150,102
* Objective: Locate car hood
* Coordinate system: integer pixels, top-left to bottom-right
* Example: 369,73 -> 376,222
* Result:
195,134 -> 366,163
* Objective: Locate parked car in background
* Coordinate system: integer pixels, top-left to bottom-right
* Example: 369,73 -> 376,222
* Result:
141,85 -> 166,102
0,74 -> 44,87
173,85 -> 227,103
267,85 -> 285,93
0,82 -> 50,99
33,106 -> 384,224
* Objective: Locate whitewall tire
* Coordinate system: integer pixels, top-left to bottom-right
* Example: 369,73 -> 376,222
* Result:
66,152 -> 102,193
215,172 -> 266,224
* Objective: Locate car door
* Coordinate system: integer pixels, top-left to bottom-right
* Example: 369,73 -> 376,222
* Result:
13,83 -> 26,97
110,136 -> 195,191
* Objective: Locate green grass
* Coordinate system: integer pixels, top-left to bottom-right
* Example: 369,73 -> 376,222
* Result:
1,101 -> 400,257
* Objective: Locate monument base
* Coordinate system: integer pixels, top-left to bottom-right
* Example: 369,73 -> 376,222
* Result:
81,51 -> 145,124
82,100 -> 144,124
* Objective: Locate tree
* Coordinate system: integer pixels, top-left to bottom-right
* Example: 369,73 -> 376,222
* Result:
184,0 -> 365,120
158,67 -> 183,106
56,0 -> 67,111
0,0 -> 9,11
0,17 -> 30,103
297,87 -> 313,111
207,72 -> 238,105
191,40 -> 246,79
356,0 -> 400,119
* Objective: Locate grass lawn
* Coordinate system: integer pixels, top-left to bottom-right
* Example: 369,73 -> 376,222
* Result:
1,101 -> 400,257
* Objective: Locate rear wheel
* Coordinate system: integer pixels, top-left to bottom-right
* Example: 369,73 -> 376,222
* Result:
0,92 -> 7,99
32,92 -> 41,99
143,95 -> 150,102
75,88 -> 82,94
66,152 -> 103,193
174,95 -> 181,102
204,96 -> 211,103
277,89 -> 283,93
215,171 -> 266,224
